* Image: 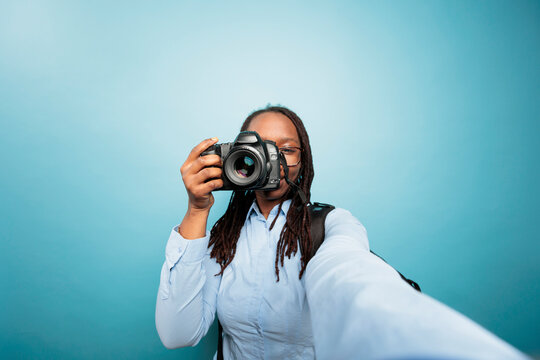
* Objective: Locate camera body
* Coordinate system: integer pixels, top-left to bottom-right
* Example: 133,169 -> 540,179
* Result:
201,131 -> 281,191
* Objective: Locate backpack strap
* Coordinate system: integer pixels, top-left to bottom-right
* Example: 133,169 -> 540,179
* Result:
368,251 -> 422,292
308,202 -> 336,258
308,202 -> 421,293
217,320 -> 224,360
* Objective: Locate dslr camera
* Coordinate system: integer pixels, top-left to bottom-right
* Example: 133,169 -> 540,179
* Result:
201,131 -> 281,191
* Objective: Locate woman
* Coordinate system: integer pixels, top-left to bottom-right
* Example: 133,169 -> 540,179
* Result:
155,106 -> 347,359
156,106 -> 528,360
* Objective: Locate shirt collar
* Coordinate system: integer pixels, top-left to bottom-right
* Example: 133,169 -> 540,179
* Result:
246,198 -> 292,220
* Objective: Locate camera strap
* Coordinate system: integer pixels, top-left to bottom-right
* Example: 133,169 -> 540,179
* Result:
279,153 -> 308,206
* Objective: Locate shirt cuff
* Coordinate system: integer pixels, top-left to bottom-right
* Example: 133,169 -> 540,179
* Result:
165,225 -> 211,270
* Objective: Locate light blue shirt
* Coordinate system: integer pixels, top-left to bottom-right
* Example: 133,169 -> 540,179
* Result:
155,199 -> 528,360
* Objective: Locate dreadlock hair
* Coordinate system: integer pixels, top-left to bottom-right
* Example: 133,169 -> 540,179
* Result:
208,105 -> 315,281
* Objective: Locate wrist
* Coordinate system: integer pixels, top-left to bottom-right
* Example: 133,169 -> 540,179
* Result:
187,202 -> 212,216
179,207 -> 209,240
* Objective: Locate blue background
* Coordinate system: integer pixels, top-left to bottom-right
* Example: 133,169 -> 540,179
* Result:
1,1 -> 539,358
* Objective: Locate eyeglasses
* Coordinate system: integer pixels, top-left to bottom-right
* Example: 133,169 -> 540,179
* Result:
279,146 -> 302,167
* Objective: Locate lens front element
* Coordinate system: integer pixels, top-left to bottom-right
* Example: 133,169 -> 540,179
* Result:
234,156 -> 255,178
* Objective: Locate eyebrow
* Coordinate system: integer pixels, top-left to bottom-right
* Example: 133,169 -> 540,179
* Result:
280,137 -> 298,142
260,136 -> 300,145
274,137 -> 299,144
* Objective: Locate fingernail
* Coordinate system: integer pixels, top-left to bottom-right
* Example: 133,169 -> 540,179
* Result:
211,137 -> 218,141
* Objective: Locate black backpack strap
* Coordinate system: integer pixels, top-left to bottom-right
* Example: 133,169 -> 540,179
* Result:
369,251 -> 421,292
308,202 -> 336,258
217,319 -> 224,360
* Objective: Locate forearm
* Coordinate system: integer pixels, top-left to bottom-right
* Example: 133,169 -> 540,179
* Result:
155,226 -> 220,349
178,205 -> 210,239
155,261 -> 212,349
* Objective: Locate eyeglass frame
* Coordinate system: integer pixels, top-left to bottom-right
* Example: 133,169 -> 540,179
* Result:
279,146 -> 302,167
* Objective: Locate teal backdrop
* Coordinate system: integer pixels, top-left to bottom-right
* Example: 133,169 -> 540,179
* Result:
1,1 -> 539,358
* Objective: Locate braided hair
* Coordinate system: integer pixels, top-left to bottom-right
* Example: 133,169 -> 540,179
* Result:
208,105 -> 315,281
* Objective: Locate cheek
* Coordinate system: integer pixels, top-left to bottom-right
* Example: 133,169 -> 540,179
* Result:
291,167 -> 301,181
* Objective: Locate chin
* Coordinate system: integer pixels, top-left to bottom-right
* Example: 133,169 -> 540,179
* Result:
258,183 -> 290,201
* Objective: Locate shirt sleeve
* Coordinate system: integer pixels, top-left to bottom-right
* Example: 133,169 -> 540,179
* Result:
304,208 -> 529,360
155,225 -> 221,349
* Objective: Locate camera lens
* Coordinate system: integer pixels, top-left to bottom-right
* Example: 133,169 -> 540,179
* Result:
224,148 -> 264,187
234,156 -> 255,178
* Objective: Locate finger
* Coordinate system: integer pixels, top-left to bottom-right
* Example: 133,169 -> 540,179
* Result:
190,178 -> 223,198
186,137 -> 219,164
193,166 -> 223,184
197,179 -> 224,194
188,154 -> 222,176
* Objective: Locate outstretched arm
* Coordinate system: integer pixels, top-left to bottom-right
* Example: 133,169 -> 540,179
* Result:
305,208 -> 528,360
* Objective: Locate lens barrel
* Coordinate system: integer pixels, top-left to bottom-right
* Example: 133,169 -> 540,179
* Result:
223,148 -> 265,187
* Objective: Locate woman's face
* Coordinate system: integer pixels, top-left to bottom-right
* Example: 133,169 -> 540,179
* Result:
246,111 -> 302,202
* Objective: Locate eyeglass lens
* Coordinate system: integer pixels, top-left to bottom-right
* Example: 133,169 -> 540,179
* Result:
280,147 -> 301,166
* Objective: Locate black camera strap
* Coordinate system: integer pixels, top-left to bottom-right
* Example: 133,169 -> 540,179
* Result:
279,153 -> 308,206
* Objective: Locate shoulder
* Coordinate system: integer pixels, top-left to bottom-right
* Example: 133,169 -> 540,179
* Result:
325,207 -> 366,229
321,206 -> 370,252
304,205 -> 371,285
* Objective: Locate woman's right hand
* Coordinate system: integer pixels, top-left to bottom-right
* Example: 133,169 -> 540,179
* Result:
180,137 -> 224,212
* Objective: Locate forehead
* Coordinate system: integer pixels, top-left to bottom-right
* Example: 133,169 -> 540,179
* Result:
246,112 -> 300,145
